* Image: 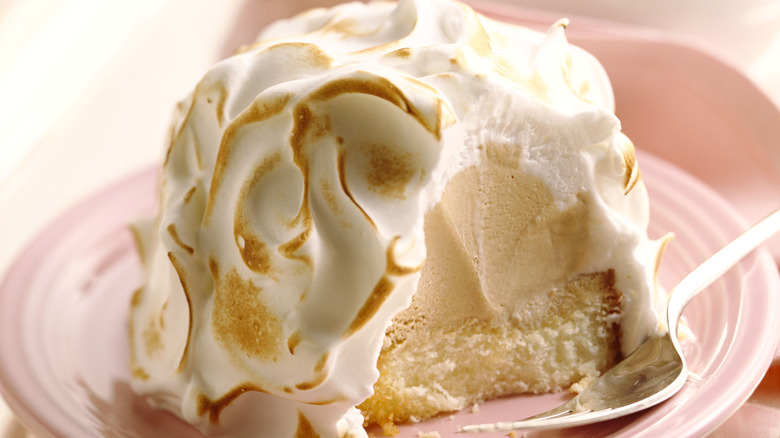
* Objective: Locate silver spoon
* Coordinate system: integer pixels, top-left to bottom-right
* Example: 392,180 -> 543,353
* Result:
460,207 -> 780,433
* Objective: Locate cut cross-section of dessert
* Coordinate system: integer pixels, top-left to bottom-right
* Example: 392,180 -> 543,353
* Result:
360,143 -> 629,432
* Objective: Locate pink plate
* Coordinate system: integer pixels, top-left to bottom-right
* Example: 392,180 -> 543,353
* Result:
0,152 -> 778,438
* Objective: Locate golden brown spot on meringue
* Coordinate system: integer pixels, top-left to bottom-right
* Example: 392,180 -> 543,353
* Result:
164,126 -> 178,168
135,291 -> 164,358
319,178 -> 352,230
292,99 -> 329,145
278,228 -> 312,266
319,17 -> 374,38
288,74 -> 446,237
168,252 -> 194,371
236,42 -> 334,70
344,276 -> 395,337
129,224 -> 148,265
562,54 -> 592,104
363,142 -> 417,199
167,82 -> 219,168
622,144 -> 641,195
401,75 -> 441,95
315,353 -> 328,372
463,7 -> 492,59
234,151 -> 283,275
493,58 -> 552,102
447,5 -> 492,68
295,411 -> 320,438
205,93 -> 293,225
309,76 -> 443,140
166,97 -> 197,167
197,384 -> 268,424
142,320 -> 163,355
337,149 -> 375,229
212,268 -> 283,361
131,366 -> 150,380
208,257 -> 219,278
319,178 -> 341,213
279,43 -> 333,68
238,237 -> 273,275
387,47 -> 413,59
291,103 -> 313,148
451,6 -> 555,103
287,330 -> 301,354
526,71 -> 551,101
183,185 -> 197,204
196,80 -> 230,128
314,76 -> 407,111
295,353 -> 329,390
577,81 -> 591,102
128,287 -> 150,381
167,252 -> 192,309
179,77 -> 224,126
167,223 -> 194,255
215,84 -> 228,128
346,9 -> 418,56
289,103 -> 317,229
454,39 -> 552,103
284,99 -> 334,263
130,287 -> 143,307
386,236 -> 423,276
193,132 -> 204,171
160,300 -> 168,329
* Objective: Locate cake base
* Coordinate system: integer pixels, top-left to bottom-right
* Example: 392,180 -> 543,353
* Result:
359,270 -> 622,435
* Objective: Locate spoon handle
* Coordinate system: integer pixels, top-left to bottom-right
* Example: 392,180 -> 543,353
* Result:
667,208 -> 780,326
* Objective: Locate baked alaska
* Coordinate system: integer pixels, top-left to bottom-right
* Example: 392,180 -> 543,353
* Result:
129,0 -> 669,436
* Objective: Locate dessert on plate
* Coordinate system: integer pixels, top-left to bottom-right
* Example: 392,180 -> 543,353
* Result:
129,0 -> 668,436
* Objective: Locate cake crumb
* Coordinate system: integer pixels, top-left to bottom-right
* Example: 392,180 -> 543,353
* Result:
417,431 -> 440,438
471,403 -> 480,413
379,421 -> 399,437
508,432 -> 516,438
570,375 -> 596,394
